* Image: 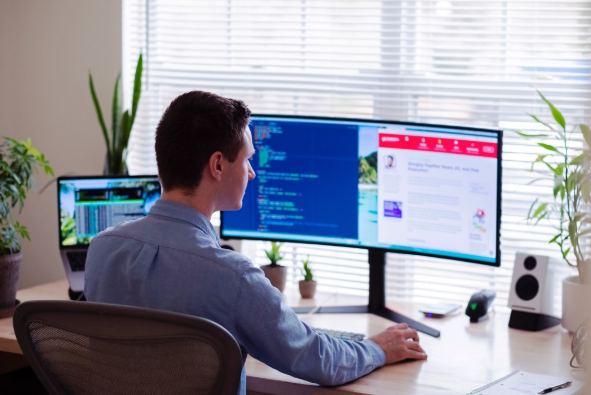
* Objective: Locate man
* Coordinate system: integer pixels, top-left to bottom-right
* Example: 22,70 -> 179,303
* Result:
85,91 -> 427,394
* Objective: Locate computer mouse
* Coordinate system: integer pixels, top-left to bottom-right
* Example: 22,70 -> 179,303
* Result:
465,289 -> 496,322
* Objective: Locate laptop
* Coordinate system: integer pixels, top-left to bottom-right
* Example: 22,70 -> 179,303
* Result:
57,175 -> 161,292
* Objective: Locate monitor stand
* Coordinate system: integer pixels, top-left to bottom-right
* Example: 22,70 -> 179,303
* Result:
291,249 -> 441,338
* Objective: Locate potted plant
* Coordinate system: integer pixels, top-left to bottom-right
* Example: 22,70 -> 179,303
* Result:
0,138 -> 53,318
89,53 -> 143,175
260,241 -> 287,293
299,256 -> 317,299
517,90 -> 591,331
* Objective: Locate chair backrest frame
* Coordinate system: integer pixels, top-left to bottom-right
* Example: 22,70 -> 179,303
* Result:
13,300 -> 243,395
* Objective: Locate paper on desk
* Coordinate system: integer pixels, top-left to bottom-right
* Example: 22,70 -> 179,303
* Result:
468,371 -> 584,395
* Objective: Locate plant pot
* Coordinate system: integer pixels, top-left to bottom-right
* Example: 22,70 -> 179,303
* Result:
261,264 -> 287,293
0,252 -> 22,318
562,275 -> 591,332
299,280 -> 317,299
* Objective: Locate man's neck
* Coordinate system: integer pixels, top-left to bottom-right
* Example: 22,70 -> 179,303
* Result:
161,188 -> 215,220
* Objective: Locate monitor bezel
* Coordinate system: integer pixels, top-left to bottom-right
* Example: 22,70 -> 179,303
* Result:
57,174 -> 161,250
221,114 -> 503,267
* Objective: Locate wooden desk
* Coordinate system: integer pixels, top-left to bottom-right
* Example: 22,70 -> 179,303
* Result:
0,280 -> 579,395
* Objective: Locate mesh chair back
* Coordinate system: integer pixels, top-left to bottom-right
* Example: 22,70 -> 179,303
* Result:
13,301 -> 242,395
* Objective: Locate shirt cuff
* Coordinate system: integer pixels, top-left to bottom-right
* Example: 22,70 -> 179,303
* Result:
362,339 -> 386,368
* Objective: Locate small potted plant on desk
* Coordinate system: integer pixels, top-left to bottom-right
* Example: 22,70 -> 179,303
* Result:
299,256 -> 317,299
261,242 -> 287,293
517,90 -> 591,332
0,138 -> 53,318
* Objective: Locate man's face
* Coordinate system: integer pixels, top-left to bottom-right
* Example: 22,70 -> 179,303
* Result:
219,126 -> 256,211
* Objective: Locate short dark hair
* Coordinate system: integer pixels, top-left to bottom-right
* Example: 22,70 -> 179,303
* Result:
155,91 -> 251,191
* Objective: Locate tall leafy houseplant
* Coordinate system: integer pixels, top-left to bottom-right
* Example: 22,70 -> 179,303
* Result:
518,91 -> 591,274
518,92 -> 591,332
261,242 -> 288,293
0,138 -> 53,316
89,54 -> 143,175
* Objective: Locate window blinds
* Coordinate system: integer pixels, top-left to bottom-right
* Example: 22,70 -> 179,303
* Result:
123,0 -> 590,308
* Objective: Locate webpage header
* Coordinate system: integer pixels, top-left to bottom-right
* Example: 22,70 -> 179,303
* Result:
379,133 -> 498,159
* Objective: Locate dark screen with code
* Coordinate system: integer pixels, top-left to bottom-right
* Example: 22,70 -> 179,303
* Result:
223,119 -> 359,240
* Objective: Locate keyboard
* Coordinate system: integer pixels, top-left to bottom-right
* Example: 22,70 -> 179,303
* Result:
311,327 -> 365,341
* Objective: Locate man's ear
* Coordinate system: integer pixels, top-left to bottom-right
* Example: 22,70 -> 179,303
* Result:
207,151 -> 224,181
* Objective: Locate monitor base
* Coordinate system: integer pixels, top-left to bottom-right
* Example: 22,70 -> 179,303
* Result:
291,249 -> 440,338
291,304 -> 440,338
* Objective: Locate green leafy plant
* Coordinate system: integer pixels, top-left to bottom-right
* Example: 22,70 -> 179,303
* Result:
300,256 -> 314,281
0,138 -> 53,255
89,53 -> 143,175
517,90 -> 591,282
265,241 -> 284,266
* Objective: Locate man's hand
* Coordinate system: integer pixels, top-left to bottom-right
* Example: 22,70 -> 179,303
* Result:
368,323 -> 427,364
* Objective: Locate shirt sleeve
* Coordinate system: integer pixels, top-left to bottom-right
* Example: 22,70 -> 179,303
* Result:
232,265 -> 386,386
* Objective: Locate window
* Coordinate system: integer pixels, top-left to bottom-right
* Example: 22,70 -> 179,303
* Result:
123,0 -> 590,309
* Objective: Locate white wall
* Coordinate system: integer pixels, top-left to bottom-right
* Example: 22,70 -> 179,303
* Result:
0,0 -> 122,289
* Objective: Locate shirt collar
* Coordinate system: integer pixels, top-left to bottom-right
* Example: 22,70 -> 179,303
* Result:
148,199 -> 220,246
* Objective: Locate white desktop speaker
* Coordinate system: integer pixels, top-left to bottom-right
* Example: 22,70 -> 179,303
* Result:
507,252 -> 561,331
213,226 -> 243,253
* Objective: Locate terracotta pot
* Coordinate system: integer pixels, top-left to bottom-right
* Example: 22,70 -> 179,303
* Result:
261,264 -> 287,293
562,275 -> 591,332
299,280 -> 317,299
0,252 -> 22,316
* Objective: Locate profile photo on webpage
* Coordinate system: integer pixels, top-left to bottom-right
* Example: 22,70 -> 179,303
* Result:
385,154 -> 397,169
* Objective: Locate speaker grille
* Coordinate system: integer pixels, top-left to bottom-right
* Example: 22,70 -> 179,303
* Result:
516,275 -> 539,301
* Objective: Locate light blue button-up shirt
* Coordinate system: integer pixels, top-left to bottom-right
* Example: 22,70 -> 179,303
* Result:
85,199 -> 385,394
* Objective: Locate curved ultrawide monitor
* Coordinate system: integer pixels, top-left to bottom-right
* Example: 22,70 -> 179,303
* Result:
221,115 -> 502,266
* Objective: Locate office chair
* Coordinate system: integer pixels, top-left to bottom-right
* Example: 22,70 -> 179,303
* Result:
13,300 -> 243,395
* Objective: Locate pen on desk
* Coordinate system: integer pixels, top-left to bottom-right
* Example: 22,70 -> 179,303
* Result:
538,381 -> 572,394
